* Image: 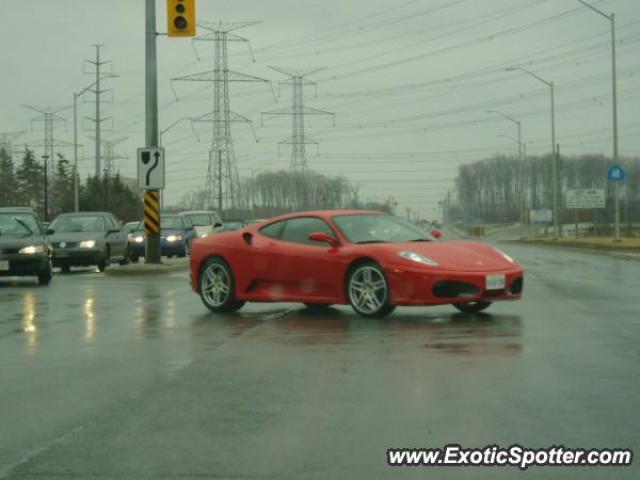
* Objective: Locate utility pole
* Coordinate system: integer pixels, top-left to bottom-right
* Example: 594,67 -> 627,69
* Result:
42,155 -> 49,222
84,45 -> 114,178
144,0 -> 161,263
172,21 -> 270,213
506,67 -> 558,238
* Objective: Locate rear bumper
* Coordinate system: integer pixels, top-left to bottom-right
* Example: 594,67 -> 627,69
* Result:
52,248 -> 104,267
0,253 -> 49,277
386,264 -> 524,306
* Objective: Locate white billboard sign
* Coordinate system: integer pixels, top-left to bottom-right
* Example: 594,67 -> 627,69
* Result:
565,189 -> 605,209
529,209 -> 553,224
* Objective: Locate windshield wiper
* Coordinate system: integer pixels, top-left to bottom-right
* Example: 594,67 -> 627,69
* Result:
13,217 -> 33,235
356,240 -> 387,244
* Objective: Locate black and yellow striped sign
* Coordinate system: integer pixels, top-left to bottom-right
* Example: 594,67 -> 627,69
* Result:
144,190 -> 160,235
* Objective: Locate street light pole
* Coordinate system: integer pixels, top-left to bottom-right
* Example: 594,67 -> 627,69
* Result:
486,110 -> 522,160
577,0 -> 620,241
42,155 -> 49,222
506,67 -> 558,238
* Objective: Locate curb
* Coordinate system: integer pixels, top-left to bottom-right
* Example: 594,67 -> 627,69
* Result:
104,259 -> 190,276
506,240 -> 640,262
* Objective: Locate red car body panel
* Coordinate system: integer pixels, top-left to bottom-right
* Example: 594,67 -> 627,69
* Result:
190,209 -> 524,307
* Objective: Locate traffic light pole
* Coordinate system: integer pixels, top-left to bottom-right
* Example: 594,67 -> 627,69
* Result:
145,0 -> 161,263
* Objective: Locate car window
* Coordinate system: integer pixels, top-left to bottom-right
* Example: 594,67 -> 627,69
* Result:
281,217 -> 336,246
259,220 -> 286,240
51,215 -> 106,233
186,213 -> 211,226
0,213 -> 40,237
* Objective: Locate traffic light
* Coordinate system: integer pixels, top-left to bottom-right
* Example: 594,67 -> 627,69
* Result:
167,0 -> 196,37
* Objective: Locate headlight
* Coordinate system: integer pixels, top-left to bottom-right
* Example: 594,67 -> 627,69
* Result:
398,251 -> 439,266
133,236 -> 144,243
166,235 -> 182,242
79,240 -> 96,249
200,234 -> 208,238
19,245 -> 45,255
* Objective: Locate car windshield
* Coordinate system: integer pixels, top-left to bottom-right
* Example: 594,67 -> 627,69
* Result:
333,214 -> 434,244
0,213 -> 39,237
222,222 -> 245,231
185,214 -> 211,226
125,222 -> 140,233
51,215 -> 105,233
161,217 -> 183,229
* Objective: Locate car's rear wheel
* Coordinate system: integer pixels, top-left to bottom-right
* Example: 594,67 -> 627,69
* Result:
119,245 -> 130,265
347,262 -> 395,318
38,260 -> 53,286
199,257 -> 245,313
453,301 -> 492,314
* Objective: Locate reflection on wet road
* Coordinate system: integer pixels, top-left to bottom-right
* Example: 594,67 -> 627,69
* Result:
0,243 -> 639,479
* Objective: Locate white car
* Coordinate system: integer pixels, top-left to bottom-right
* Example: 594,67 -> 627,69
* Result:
180,210 -> 223,238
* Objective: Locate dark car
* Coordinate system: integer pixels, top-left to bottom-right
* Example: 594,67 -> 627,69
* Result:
129,214 -> 196,261
221,220 -> 247,231
48,212 -> 129,272
0,207 -> 52,285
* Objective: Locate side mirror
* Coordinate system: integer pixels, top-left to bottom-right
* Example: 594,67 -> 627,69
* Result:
214,222 -> 223,228
431,229 -> 442,239
45,228 -> 55,235
107,228 -> 120,234
309,231 -> 339,248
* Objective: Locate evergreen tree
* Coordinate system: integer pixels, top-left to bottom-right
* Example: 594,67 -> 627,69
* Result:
51,153 -> 74,216
0,147 -> 16,207
15,148 -> 44,215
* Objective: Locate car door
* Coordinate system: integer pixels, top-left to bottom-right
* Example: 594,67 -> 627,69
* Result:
106,215 -> 125,258
276,217 -> 344,301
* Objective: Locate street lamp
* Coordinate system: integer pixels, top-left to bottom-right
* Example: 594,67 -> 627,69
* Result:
73,74 -> 118,212
506,66 -> 558,238
486,110 -> 522,160
577,0 -> 620,241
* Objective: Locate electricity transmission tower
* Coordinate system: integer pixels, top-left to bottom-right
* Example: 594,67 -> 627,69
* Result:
84,44 -> 115,178
89,136 -> 128,176
262,67 -> 334,173
21,105 -> 71,177
0,130 -> 26,155
172,21 -> 270,212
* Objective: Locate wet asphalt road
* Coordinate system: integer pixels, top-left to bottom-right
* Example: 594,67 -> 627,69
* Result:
0,239 -> 639,479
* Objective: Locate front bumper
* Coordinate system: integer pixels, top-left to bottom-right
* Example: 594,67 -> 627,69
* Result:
51,248 -> 105,267
0,253 -> 50,277
386,264 -> 524,306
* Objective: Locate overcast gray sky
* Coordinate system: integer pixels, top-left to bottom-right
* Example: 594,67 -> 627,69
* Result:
1,0 -> 638,218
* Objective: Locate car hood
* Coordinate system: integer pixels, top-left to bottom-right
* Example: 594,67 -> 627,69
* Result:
48,232 -> 104,243
375,240 -> 516,272
0,236 -> 45,250
160,229 -> 184,237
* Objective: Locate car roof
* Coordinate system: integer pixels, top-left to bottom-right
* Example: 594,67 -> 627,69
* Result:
55,211 -> 109,217
261,209 -> 383,224
180,210 -> 215,215
0,207 -> 35,213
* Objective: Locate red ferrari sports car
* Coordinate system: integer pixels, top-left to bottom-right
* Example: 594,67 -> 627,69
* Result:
190,210 -> 523,318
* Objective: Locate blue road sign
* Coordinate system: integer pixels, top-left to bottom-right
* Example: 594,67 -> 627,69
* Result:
606,163 -> 626,182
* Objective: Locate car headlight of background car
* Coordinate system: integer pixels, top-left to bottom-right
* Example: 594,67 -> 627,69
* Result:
494,248 -> 515,263
19,245 -> 46,255
79,240 -> 96,249
166,235 -> 182,242
398,250 -> 439,266
133,235 -> 144,244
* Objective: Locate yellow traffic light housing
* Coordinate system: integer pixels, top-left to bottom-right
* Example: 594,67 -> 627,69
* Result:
167,0 -> 196,37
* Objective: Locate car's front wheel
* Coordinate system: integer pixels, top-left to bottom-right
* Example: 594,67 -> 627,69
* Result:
97,247 -> 110,272
199,257 -> 245,313
38,260 -> 53,286
347,262 -> 395,318
453,301 -> 492,314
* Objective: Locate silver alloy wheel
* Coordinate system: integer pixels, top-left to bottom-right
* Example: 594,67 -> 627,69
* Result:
201,262 -> 231,307
349,266 -> 388,314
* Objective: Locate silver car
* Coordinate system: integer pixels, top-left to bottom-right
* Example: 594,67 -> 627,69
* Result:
180,210 -> 223,238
